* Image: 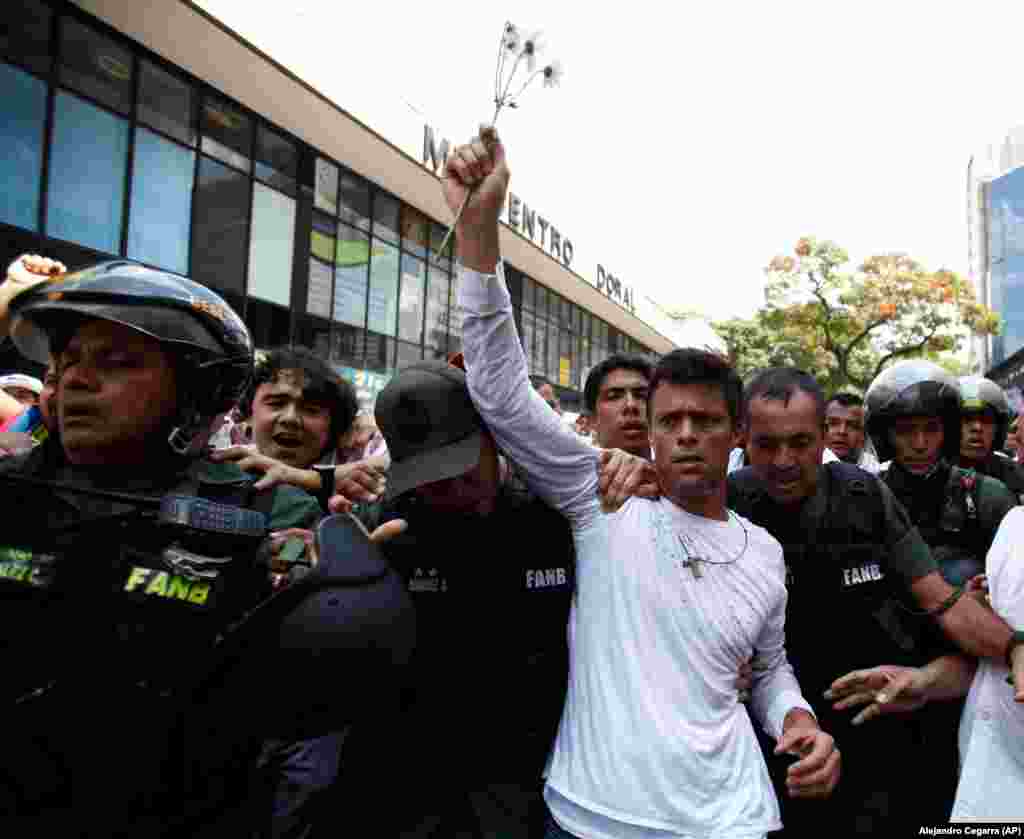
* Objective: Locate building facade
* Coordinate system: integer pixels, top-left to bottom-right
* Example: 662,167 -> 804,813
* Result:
968,128 -> 1024,388
0,0 -> 679,410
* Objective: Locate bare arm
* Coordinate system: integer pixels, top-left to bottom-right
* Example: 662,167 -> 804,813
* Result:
910,571 -> 1014,661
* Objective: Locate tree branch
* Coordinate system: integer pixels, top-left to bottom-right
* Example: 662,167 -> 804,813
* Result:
869,326 -> 939,384
845,318 -> 887,356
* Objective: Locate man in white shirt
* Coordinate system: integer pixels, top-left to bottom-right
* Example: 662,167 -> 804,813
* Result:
444,129 -> 839,839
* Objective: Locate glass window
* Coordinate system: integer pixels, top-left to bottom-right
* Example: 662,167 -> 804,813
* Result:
294,315 -> 331,357
446,270 -> 464,355
314,157 -> 338,214
581,339 -> 593,373
137,60 -> 194,146
547,320 -> 559,382
520,308 -> 536,373
367,238 -> 399,337
338,170 -> 371,230
0,63 -> 46,231
580,312 -> 592,339
307,257 -> 333,319
572,304 -> 582,335
559,330 -> 575,388
558,295 -> 572,330
400,204 -> 430,258
331,323 -> 365,369
520,275 -> 534,312
1,0 -> 52,76
398,253 -> 425,344
396,340 -> 422,371
255,124 -> 297,195
429,221 -> 453,266
372,193 -> 399,244
247,299 -> 290,350
536,284 -> 549,319
248,182 -> 296,307
365,331 -> 395,375
201,96 -> 251,171
127,127 -> 194,274
47,91 -> 128,254
311,211 -> 335,263
191,155 -> 249,308
60,18 -> 133,114
424,268 -> 449,352
532,315 -> 546,374
334,223 -> 370,328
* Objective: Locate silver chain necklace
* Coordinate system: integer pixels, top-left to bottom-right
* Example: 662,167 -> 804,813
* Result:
677,510 -> 749,579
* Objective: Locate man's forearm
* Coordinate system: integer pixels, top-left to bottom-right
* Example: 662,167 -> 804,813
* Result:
919,655 -> 977,702
939,593 -> 1013,660
455,225 -> 500,274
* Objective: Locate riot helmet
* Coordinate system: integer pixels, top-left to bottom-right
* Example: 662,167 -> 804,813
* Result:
8,261 -> 253,455
864,359 -> 961,463
958,375 -> 1011,453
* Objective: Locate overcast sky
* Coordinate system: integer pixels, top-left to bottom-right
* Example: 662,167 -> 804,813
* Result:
197,0 -> 1024,322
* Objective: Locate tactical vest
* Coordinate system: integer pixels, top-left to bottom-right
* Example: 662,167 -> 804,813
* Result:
0,448 -> 413,835
728,463 -> 937,694
0,462 -> 281,829
381,484 -> 574,782
881,463 -> 1000,587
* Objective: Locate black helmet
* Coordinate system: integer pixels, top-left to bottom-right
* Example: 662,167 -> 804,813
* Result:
8,261 -> 253,454
959,375 -> 1011,451
865,360 -> 961,463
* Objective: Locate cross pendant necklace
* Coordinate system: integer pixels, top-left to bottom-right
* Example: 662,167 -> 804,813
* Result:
683,555 -> 704,579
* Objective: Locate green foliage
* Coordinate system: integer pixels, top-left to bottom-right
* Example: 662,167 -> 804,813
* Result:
714,236 -> 1001,391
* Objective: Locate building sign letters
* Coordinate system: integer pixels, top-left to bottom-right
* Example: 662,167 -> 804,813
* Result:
424,125 -> 638,316
423,125 -> 574,268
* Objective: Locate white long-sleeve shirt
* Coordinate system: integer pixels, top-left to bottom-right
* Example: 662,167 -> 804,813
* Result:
952,506 -> 1024,822
459,263 -> 812,839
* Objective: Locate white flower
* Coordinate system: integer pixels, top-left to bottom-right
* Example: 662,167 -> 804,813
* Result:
520,29 -> 545,71
542,59 -> 564,88
502,22 -> 521,53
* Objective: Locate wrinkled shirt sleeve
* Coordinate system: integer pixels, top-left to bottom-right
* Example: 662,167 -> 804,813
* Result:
458,263 -> 601,527
748,551 -> 816,740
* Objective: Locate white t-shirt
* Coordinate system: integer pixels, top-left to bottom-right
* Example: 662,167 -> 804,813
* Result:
952,506 -> 1024,822
822,447 -> 881,474
459,263 -> 813,839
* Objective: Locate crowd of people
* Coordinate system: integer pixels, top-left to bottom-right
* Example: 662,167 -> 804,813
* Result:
0,128 -> 1022,837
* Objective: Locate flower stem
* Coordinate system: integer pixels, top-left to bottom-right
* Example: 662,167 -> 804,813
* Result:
508,68 -> 543,105
433,105 -> 502,267
495,23 -> 509,101
499,51 -> 524,108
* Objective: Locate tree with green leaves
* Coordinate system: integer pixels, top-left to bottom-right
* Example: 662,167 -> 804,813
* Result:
712,237 -> 1000,391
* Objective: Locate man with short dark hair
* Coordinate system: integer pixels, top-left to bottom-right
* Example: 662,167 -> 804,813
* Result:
730,365 -> 1022,832
214,347 -> 388,511
581,352 -> 654,459
446,130 -> 838,839
823,392 -> 879,473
